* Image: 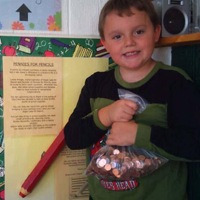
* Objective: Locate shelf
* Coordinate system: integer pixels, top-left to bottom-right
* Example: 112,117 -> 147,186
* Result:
156,32 -> 200,48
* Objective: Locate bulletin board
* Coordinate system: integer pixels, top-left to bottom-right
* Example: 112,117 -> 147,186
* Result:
0,35 -> 115,200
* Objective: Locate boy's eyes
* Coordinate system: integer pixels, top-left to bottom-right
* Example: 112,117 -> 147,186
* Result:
135,30 -> 144,35
113,35 -> 121,40
111,30 -> 144,40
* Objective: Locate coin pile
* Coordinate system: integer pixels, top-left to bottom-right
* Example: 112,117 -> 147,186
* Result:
86,146 -> 165,180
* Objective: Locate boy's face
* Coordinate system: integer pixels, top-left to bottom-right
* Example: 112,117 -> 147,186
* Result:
101,7 -> 161,72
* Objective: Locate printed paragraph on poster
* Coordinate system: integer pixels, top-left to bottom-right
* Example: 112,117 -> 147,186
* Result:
3,57 -> 63,136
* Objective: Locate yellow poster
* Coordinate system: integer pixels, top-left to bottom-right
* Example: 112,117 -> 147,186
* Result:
3,57 -> 108,200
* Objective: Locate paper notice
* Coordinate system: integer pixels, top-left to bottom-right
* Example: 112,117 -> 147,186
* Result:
55,147 -> 89,200
3,56 -> 63,136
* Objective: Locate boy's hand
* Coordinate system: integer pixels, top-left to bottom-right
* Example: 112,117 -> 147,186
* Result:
106,120 -> 138,146
98,99 -> 138,127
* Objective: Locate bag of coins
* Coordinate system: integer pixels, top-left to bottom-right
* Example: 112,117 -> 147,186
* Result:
85,145 -> 168,180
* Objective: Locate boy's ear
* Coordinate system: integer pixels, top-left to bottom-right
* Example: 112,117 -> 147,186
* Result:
100,38 -> 109,53
154,25 -> 161,43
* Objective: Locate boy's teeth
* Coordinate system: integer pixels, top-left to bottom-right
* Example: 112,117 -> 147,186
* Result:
125,52 -> 137,56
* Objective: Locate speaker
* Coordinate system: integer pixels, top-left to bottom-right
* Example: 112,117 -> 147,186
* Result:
161,0 -> 190,37
191,0 -> 200,33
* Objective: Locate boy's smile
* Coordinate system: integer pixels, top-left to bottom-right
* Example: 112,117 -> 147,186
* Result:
101,7 -> 161,82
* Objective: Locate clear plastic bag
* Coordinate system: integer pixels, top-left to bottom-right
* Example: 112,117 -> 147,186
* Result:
85,89 -> 168,180
118,89 -> 149,114
85,145 -> 168,180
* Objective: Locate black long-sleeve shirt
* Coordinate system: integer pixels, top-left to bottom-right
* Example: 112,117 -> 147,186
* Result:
64,61 -> 200,160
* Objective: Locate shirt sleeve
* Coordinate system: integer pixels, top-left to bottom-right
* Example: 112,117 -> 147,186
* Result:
150,78 -> 200,160
64,76 -> 108,150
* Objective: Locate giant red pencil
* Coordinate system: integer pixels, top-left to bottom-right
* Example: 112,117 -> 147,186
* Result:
19,128 -> 66,198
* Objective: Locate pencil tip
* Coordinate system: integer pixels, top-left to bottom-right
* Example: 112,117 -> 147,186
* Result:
19,192 -> 26,198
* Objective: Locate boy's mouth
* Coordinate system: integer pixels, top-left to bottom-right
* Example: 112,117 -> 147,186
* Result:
124,51 -> 139,57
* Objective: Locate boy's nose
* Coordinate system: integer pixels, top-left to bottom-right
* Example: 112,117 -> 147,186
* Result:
124,36 -> 136,47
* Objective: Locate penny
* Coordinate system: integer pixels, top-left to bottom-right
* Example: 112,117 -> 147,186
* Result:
135,160 -> 144,169
124,156 -> 131,162
138,155 -> 146,161
110,161 -> 120,169
112,168 -> 120,178
118,152 -> 124,159
98,158 -> 108,168
104,163 -> 112,171
145,158 -> 151,166
113,149 -> 120,155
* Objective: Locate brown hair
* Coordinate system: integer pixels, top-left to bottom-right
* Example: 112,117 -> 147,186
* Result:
98,0 -> 159,39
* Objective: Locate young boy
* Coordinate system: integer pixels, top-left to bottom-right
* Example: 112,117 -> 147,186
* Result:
64,0 -> 200,199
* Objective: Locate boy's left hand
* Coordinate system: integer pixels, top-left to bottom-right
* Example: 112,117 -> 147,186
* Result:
106,120 -> 138,146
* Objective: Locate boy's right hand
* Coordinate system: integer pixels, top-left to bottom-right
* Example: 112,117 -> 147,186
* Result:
98,99 -> 138,127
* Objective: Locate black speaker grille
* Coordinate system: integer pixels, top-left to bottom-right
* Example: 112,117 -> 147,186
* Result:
163,8 -> 185,34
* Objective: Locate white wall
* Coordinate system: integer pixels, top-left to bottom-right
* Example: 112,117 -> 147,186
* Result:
153,47 -> 171,65
0,0 -> 171,64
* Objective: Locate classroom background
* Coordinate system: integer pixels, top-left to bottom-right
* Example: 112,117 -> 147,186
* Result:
0,0 -> 200,200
